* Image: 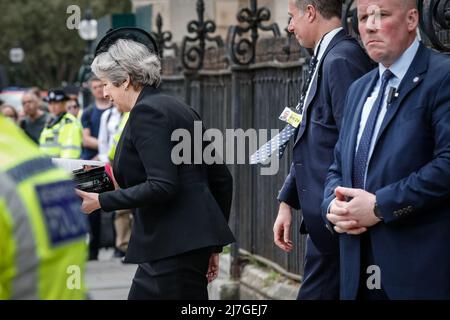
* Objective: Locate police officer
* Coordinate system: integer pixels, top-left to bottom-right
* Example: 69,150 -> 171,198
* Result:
39,89 -> 83,159
0,113 -> 88,300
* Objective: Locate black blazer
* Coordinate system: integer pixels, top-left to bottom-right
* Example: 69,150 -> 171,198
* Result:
99,86 -> 235,263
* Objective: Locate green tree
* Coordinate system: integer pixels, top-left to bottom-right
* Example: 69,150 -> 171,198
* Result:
0,0 -> 131,89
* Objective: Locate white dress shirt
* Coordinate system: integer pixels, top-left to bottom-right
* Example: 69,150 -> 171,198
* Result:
304,27 -> 344,100
356,38 -> 420,183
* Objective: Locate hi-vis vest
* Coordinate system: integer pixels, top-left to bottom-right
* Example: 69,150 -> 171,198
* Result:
39,112 -> 82,159
0,115 -> 87,300
108,112 -> 130,163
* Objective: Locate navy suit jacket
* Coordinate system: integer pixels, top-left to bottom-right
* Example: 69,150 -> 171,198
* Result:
322,44 -> 450,299
278,30 -> 373,254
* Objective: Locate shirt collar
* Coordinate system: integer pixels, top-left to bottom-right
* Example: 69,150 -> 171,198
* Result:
314,27 -> 343,59
379,38 -> 420,82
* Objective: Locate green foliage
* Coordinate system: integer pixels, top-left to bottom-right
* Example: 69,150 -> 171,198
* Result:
0,0 -> 131,89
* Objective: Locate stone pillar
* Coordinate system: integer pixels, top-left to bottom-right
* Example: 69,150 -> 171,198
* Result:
214,0 -> 240,41
273,0 -> 289,34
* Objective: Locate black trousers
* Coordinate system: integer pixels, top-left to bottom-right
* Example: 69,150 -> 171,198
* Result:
128,247 -> 213,300
88,209 -> 102,259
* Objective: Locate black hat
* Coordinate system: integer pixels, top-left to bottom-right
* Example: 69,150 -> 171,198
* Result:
94,27 -> 159,57
44,89 -> 70,103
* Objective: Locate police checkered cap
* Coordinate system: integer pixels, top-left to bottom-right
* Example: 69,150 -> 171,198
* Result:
44,89 -> 69,103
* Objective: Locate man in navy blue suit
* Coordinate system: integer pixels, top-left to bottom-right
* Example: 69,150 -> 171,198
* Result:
323,0 -> 450,299
275,0 -> 372,299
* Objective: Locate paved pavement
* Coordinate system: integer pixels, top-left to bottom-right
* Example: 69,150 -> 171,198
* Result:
85,249 -> 137,300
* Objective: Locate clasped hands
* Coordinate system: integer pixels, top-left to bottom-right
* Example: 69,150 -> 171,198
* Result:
327,186 -> 381,235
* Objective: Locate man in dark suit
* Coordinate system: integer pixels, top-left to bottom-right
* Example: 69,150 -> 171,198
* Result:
323,0 -> 450,299
274,0 -> 373,299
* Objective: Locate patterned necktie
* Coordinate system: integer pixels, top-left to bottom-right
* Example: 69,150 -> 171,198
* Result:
250,44 -> 321,165
352,69 -> 395,189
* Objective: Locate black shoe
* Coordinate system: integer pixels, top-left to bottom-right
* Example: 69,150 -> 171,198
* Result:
88,246 -> 99,261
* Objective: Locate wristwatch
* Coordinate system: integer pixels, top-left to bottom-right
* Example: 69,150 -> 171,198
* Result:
373,202 -> 383,221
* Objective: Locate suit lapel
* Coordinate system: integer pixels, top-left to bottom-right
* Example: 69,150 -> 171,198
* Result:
345,70 -> 379,186
302,66 -> 319,115
373,45 -> 429,148
293,29 -> 348,147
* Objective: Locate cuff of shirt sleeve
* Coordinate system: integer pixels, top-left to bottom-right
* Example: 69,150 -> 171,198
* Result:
323,198 -> 336,234
327,199 -> 335,214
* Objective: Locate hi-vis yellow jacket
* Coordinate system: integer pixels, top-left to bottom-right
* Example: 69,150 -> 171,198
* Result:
39,112 -> 82,159
0,115 -> 87,300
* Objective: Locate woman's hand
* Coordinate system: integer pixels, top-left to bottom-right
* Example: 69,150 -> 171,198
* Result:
75,189 -> 101,214
206,253 -> 220,283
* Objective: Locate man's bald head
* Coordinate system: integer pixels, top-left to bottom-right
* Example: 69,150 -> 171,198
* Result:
22,90 -> 41,118
357,0 -> 417,10
403,0 -> 417,9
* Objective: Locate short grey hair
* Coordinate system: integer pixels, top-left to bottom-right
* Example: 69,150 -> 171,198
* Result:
91,39 -> 161,89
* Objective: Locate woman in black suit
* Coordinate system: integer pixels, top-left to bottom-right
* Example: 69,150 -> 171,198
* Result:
76,28 -> 235,300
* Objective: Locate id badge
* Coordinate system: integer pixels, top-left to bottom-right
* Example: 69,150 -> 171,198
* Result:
279,107 -> 303,128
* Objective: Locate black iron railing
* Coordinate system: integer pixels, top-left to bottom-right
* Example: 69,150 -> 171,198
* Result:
181,0 -> 224,71
151,13 -> 176,57
230,0 -> 281,65
419,0 -> 450,52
